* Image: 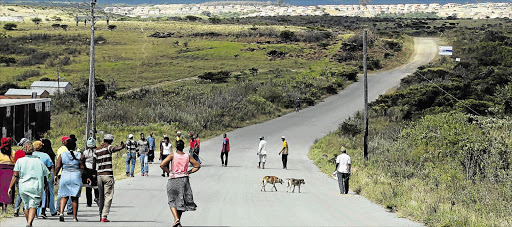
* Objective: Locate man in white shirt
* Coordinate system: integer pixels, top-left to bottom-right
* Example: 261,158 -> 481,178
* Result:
335,146 -> 351,194
257,136 -> 267,169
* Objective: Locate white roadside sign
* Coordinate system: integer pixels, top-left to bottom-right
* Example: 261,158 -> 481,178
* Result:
439,46 -> 453,56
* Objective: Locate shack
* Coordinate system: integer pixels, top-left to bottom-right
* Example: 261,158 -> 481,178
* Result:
31,81 -> 72,95
0,98 -> 51,141
4,89 -> 50,99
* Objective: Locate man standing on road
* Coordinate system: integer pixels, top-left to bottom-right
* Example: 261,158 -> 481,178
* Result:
278,136 -> 288,170
257,136 -> 267,169
125,134 -> 137,177
295,98 -> 300,112
194,134 -> 201,164
147,132 -> 156,164
137,133 -> 149,177
335,147 -> 351,194
93,134 -> 125,222
221,134 -> 230,167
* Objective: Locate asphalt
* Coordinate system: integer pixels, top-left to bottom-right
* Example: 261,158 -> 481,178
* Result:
2,37 -> 437,227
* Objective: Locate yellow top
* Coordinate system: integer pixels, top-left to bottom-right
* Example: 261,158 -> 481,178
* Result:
0,150 -> 16,165
282,141 -> 288,155
56,146 -> 69,174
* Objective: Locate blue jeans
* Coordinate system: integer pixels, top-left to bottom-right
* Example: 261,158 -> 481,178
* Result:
126,152 -> 136,175
55,195 -> 72,213
140,154 -> 148,175
14,183 -> 22,213
38,173 -> 57,215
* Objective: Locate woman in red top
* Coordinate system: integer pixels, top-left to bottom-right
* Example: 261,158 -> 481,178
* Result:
160,140 -> 200,227
0,137 -> 15,214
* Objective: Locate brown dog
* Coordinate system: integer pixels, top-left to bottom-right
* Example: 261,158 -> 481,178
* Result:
286,178 -> 305,193
261,176 -> 283,192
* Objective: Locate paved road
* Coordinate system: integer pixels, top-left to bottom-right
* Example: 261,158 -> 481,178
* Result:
3,37 -> 437,227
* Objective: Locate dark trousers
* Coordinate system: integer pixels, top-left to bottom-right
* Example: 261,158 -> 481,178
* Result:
86,187 -> 99,206
221,151 -> 229,166
190,148 -> 200,163
337,172 -> 350,194
148,150 -> 155,162
282,154 -> 288,169
161,154 -> 169,175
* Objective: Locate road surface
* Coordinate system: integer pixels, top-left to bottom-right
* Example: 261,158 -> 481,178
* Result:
3,37 -> 437,227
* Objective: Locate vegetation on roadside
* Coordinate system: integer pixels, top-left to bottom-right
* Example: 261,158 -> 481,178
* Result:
309,23 -> 512,226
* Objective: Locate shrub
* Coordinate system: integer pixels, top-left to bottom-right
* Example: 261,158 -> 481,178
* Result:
107,25 -> 117,31
279,30 -> 297,42
3,23 -> 17,31
51,24 -> 60,29
18,51 -> 51,66
331,66 -> 359,82
0,56 -> 16,66
16,70 -> 41,81
198,71 -> 230,83
0,82 -> 19,95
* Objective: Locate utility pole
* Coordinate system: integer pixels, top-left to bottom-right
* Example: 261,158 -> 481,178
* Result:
363,30 -> 369,161
57,66 -> 60,90
86,0 -> 97,141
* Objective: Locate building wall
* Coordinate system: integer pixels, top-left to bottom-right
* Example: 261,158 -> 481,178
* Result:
0,101 -> 51,141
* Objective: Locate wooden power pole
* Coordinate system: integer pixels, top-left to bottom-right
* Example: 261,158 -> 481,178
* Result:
363,30 -> 369,160
86,0 -> 97,141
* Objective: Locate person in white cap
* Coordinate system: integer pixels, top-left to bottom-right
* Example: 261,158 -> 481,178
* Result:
93,134 -> 125,222
257,136 -> 267,169
279,136 -> 289,170
83,138 -> 98,207
125,134 -> 137,177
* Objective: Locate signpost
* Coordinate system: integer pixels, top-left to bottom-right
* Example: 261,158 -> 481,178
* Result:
438,46 -> 453,56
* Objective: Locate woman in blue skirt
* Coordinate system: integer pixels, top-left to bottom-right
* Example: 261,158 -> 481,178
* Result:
55,139 -> 87,222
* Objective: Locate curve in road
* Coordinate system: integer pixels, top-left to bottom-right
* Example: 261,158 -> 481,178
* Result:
3,37 -> 437,227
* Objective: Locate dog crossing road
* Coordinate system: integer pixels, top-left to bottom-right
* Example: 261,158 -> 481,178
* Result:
2,38 -> 436,226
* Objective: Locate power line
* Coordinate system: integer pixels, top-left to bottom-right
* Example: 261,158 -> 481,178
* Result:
367,34 -> 482,116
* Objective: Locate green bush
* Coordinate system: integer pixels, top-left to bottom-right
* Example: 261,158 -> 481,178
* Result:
198,71 -> 231,83
3,23 -> 17,31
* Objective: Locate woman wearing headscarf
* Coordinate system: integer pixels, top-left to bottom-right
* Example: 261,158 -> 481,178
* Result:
7,142 -> 50,227
0,137 -> 15,214
83,137 -> 98,207
55,139 -> 86,222
160,140 -> 201,227
32,141 -> 56,218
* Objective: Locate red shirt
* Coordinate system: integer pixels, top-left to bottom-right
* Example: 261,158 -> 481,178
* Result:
195,138 -> 200,148
190,139 -> 196,149
222,137 -> 230,152
14,150 -> 25,163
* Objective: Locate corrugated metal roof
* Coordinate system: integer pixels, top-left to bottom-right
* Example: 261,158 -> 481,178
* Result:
0,98 -> 51,107
5,89 -> 47,96
31,81 -> 71,88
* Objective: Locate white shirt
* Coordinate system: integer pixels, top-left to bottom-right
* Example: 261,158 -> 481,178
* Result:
336,153 -> 351,173
83,148 -> 95,169
162,143 -> 172,155
258,140 -> 267,155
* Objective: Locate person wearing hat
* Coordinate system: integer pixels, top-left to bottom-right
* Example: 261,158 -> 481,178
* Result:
93,134 -> 125,222
56,136 -> 73,215
83,138 -> 99,207
176,131 -> 182,142
32,141 -> 55,219
8,142 -> 50,227
125,134 -> 137,177
0,137 -> 15,214
334,146 -> 351,194
278,136 -> 289,170
257,136 -> 267,169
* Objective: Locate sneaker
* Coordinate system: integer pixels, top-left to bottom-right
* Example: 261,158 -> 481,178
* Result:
161,173 -> 165,177
131,174 -> 134,177
51,212 -> 58,216
13,212 -> 18,217
141,173 -> 144,176
59,215 -> 64,222
39,213 -> 47,219
67,212 -> 73,215
100,218 -> 110,222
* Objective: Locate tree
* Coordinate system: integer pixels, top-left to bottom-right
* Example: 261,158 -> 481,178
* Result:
279,30 -> 296,42
208,17 -> 221,24
51,23 -> 61,29
107,25 -> 117,31
201,11 -> 212,17
31,17 -> 42,26
60,24 -> 68,31
3,23 -> 17,31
